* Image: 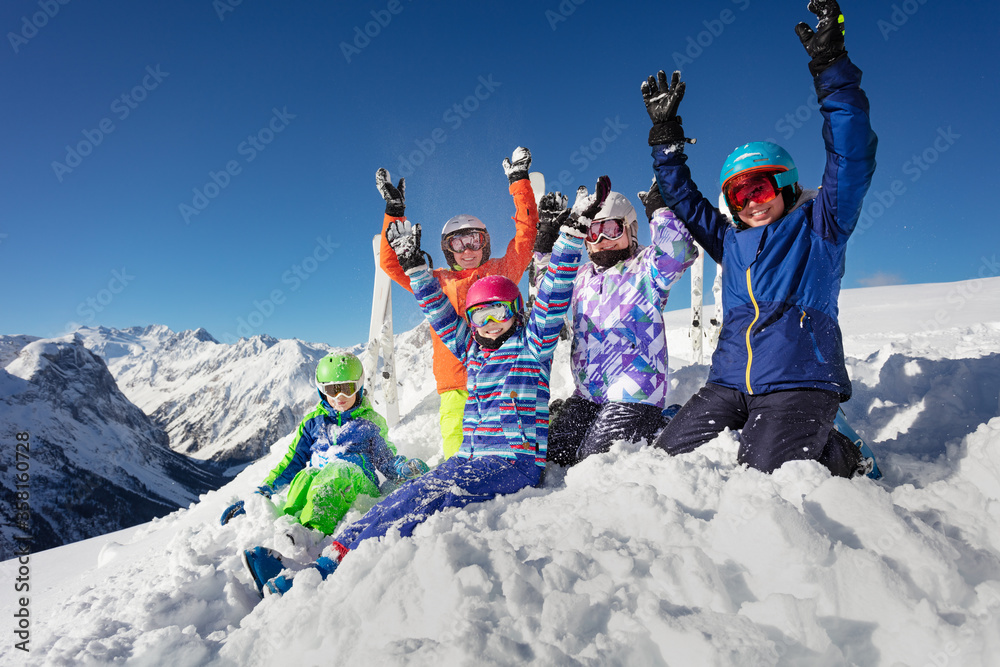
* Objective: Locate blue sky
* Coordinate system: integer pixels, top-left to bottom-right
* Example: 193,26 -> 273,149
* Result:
1,0 -> 995,348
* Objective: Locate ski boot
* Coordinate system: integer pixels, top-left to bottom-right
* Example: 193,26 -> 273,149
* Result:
833,409 -> 883,480
242,547 -> 286,598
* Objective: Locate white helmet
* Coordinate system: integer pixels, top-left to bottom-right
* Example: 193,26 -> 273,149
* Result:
591,192 -> 639,253
441,215 -> 491,270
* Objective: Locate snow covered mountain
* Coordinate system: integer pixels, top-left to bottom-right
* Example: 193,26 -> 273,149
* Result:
0,335 -> 225,557
3,277 -> 1000,666
75,325 -> 355,466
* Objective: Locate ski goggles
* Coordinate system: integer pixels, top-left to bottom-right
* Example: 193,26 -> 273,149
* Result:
319,381 -> 359,398
585,218 -> 627,244
723,170 -> 783,213
446,231 -> 487,253
466,300 -> 517,327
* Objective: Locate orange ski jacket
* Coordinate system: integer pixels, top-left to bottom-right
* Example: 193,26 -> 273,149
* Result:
379,177 -> 538,394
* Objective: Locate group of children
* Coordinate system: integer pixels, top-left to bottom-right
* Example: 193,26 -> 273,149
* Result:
229,0 -> 877,599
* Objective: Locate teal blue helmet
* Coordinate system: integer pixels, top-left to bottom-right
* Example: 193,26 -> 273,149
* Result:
720,142 -> 799,217
720,142 -> 798,189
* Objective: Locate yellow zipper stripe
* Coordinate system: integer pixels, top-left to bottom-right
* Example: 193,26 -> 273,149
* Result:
745,267 -> 759,395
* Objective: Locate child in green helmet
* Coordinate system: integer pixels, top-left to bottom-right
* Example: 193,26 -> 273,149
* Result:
220,353 -> 429,535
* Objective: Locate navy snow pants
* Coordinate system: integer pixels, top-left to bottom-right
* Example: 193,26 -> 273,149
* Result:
548,396 -> 667,466
332,453 -> 541,553
652,383 -> 862,478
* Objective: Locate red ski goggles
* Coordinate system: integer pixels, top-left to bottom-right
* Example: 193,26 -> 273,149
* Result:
585,218 -> 627,244
319,381 -> 359,398
446,231 -> 487,253
723,170 -> 783,213
466,300 -> 517,327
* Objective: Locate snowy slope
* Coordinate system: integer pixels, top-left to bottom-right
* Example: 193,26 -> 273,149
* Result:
4,278 -> 1000,666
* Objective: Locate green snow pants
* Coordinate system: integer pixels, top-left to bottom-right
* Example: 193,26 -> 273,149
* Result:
282,461 -> 380,535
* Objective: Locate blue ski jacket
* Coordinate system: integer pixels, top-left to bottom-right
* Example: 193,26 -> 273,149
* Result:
652,56 -> 877,399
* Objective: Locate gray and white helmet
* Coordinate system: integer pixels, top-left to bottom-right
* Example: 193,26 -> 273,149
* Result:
591,192 -> 639,254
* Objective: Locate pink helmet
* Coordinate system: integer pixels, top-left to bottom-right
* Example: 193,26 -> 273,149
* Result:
465,275 -> 524,317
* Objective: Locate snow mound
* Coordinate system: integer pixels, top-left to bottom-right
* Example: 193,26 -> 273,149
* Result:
4,278 -> 1000,666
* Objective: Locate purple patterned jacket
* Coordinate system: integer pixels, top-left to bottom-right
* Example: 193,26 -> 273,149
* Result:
538,208 -> 697,407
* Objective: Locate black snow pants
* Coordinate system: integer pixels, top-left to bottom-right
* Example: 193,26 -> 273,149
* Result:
548,396 -> 667,466
652,382 -> 863,478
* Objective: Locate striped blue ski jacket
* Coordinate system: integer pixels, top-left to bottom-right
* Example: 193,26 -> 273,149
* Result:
652,56 -> 877,400
410,231 -> 584,469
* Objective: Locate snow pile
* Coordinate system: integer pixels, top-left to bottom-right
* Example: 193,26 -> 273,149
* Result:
4,278 -> 1000,666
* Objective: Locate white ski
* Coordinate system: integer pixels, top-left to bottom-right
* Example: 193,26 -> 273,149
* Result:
362,234 -> 399,427
529,171 -> 545,208
707,262 -> 723,348
527,171 -> 546,305
690,248 -> 704,364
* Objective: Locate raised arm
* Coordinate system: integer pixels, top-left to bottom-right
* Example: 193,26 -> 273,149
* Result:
375,168 -> 416,293
646,193 -> 699,296
796,0 -> 877,239
495,147 -> 539,280
527,176 -> 610,360
641,70 -> 728,263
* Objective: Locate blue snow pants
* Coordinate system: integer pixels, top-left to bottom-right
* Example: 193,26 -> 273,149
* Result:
653,383 -> 862,477
332,453 -> 542,553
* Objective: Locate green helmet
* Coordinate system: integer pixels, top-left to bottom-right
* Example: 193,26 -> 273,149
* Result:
315,353 -> 365,387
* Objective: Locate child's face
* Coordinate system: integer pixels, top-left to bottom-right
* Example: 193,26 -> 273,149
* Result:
454,248 -> 484,270
475,316 -> 514,340
327,389 -> 358,412
587,232 -> 630,254
737,194 -> 785,227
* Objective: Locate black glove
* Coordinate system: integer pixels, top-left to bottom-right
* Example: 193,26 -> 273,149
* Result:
385,220 -> 426,272
376,168 -> 406,217
502,146 -> 532,184
637,178 -> 666,221
641,70 -> 696,149
534,191 -> 569,254
795,0 -> 847,77
563,176 -> 612,237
